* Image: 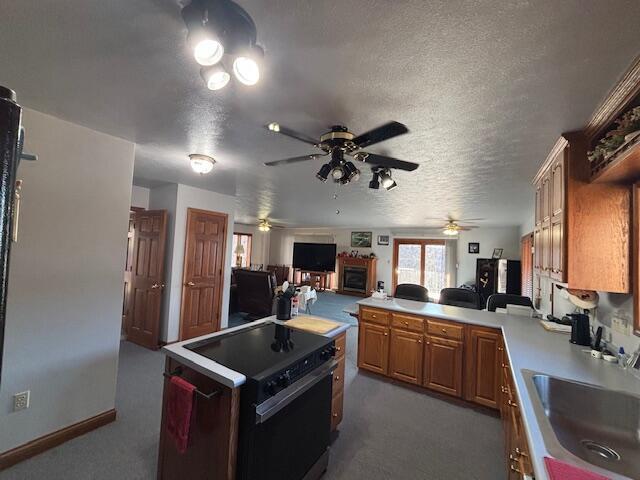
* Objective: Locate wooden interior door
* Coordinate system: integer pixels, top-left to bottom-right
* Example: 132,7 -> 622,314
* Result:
128,210 -> 168,349
122,212 -> 135,332
180,208 -> 228,341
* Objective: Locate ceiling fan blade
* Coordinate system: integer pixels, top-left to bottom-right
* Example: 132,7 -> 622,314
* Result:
264,154 -> 326,167
264,123 -> 318,146
352,121 -> 408,148
357,153 -> 419,172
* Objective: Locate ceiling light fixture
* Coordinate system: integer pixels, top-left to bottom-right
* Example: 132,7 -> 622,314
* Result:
182,0 -> 263,91
232,46 -> 263,86
369,170 -> 380,189
258,219 -> 272,232
379,169 -> 397,191
443,225 -> 459,236
201,65 -> 231,90
343,161 -> 361,182
316,163 -> 331,182
189,153 -> 216,174
267,122 -> 280,132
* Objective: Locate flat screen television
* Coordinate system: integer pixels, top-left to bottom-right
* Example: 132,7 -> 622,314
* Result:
292,243 -> 337,272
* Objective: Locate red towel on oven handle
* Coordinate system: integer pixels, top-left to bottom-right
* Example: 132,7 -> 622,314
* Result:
544,457 -> 610,480
166,375 -> 196,454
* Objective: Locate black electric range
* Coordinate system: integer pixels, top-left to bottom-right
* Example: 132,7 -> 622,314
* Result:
185,321 -> 337,480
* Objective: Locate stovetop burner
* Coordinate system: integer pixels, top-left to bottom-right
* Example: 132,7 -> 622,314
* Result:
184,322 -> 333,382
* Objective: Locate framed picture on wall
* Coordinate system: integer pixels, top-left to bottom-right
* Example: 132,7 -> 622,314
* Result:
492,248 -> 503,259
377,235 -> 390,246
468,242 -> 479,254
351,231 -> 373,248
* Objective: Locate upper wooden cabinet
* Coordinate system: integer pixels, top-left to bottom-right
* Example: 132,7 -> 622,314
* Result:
533,134 -> 630,293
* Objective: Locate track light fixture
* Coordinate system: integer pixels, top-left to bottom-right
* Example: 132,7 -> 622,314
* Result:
201,65 -> 231,90
369,170 -> 380,189
316,163 -> 331,182
182,0 -> 263,91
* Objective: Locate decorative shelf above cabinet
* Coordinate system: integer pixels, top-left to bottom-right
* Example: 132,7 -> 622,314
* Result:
591,133 -> 640,184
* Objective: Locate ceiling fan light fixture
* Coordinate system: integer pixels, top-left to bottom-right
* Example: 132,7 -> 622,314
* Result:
343,161 -> 360,182
189,153 -> 216,174
443,226 -> 459,236
188,27 -> 225,66
258,219 -> 272,232
331,166 -> 345,181
316,163 -> 332,182
267,122 -> 280,132
369,171 -> 380,189
379,169 -> 397,190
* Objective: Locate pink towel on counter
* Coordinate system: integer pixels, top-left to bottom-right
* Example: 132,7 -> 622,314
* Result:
166,375 -> 196,454
544,457 -> 610,480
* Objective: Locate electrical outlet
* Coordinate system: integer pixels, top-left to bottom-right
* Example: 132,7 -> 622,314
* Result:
13,391 -> 30,411
611,315 -> 629,335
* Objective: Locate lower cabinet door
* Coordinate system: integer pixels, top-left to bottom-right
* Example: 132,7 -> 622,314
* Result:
465,326 -> 502,409
423,336 -> 463,397
389,329 -> 424,385
358,322 -> 390,375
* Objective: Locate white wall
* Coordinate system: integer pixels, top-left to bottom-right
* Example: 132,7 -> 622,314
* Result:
130,185 -> 150,209
0,109 -> 134,453
233,224 -> 271,269
456,227 -> 522,285
148,184 -> 178,342
149,184 -> 236,342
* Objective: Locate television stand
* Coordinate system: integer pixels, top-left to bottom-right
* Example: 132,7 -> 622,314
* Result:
294,269 -> 331,292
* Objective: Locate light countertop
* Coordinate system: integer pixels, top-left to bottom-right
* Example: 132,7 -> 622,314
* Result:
357,297 -> 640,480
162,316 -> 350,388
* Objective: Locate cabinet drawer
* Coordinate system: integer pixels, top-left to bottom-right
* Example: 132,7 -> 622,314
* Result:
332,356 -> 345,397
334,332 -> 346,359
360,307 -> 390,325
331,391 -> 344,431
426,319 -> 464,340
391,313 -> 424,333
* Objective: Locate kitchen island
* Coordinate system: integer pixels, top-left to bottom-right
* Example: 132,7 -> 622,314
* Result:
157,316 -> 349,480
356,296 -> 640,480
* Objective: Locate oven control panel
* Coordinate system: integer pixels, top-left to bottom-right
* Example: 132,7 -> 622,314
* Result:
260,341 -> 336,400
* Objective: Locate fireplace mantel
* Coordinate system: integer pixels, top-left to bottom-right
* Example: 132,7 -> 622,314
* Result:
336,256 -> 377,297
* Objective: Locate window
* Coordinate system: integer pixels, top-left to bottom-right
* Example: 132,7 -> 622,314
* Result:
232,233 -> 252,268
393,239 -> 447,301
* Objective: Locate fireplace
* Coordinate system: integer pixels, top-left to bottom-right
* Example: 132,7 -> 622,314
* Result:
343,266 -> 367,293
337,256 -> 376,297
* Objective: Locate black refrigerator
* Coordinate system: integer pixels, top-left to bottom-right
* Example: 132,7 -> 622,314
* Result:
0,86 -> 23,385
475,258 -> 521,307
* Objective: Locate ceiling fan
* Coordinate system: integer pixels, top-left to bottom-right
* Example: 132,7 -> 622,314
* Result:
263,122 -> 419,189
424,217 -> 483,236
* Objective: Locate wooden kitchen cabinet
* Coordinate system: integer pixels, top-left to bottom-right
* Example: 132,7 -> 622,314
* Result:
423,336 -> 463,397
389,329 -> 423,385
464,326 -> 503,409
358,321 -> 390,375
532,134 -> 630,293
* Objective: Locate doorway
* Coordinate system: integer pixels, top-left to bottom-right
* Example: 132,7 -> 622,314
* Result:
179,208 -> 228,341
122,209 -> 168,349
392,239 -> 447,301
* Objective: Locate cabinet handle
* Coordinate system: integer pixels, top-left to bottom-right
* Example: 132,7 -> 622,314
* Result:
404,321 -> 409,326
372,314 -> 377,318
418,339 -> 422,344
383,332 -> 388,336
426,341 -> 430,345
508,399 -> 518,408
12,180 -> 22,243
185,281 -> 195,287
501,386 -> 510,394
515,447 -> 529,458
510,463 -> 522,474
333,413 -> 338,418
335,376 -> 340,381
497,346 -> 504,352
336,346 -> 342,352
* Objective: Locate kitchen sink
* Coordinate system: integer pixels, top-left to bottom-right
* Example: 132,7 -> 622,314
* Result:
524,371 -> 640,479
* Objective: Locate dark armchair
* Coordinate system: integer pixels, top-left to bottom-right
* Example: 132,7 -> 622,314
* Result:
486,294 -> 533,312
235,269 -> 278,318
439,288 -> 481,310
394,284 -> 429,302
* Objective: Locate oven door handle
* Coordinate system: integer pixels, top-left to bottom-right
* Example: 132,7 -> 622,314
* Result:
255,360 -> 338,424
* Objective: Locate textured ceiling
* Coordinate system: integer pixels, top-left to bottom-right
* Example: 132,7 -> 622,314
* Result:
1,1 -> 639,228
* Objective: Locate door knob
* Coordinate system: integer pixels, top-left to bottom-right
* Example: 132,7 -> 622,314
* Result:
186,281 -> 195,287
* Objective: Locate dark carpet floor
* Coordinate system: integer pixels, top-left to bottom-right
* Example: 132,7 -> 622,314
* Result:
1,292 -> 505,480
